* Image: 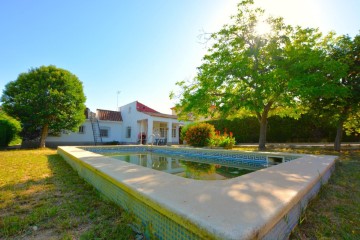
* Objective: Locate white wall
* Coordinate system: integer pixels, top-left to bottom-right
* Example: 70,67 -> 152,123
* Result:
99,121 -> 122,142
46,120 -> 93,143
46,119 -> 123,145
120,101 -> 149,144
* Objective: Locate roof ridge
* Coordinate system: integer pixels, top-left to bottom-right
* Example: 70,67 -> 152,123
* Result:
136,101 -> 159,113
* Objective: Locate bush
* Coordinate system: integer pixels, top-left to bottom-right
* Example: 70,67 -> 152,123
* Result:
0,110 -> 22,147
180,122 -> 196,141
104,141 -> 120,145
184,122 -> 215,147
209,130 -> 236,149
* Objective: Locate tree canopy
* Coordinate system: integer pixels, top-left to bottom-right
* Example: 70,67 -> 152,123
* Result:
307,33 -> 360,151
1,65 -> 86,148
172,0 -> 347,150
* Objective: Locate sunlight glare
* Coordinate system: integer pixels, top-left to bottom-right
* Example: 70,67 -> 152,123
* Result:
255,20 -> 271,35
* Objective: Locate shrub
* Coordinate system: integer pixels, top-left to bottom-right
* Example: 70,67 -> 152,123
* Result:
104,140 -> 120,145
0,110 -> 22,147
209,130 -> 236,149
184,122 -> 215,147
180,123 -> 196,141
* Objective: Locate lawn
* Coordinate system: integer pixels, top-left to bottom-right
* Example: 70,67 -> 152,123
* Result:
0,148 -> 134,240
288,148 -> 360,239
0,147 -> 359,239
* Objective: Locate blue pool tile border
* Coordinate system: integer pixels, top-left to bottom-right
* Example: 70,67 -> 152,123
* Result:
81,145 -> 300,170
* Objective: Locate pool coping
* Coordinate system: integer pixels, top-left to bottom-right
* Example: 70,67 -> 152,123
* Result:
57,145 -> 337,239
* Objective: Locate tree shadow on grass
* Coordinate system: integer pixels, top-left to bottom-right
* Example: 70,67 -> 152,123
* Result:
0,153 -> 134,240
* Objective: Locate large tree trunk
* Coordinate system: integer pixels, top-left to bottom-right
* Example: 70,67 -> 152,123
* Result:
39,124 -> 49,148
257,103 -> 272,151
334,107 -> 350,152
258,116 -> 268,151
334,120 -> 344,152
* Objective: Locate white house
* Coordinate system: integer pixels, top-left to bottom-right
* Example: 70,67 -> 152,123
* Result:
46,101 -> 184,147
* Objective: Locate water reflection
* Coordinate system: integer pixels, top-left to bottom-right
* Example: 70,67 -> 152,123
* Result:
107,153 -> 255,180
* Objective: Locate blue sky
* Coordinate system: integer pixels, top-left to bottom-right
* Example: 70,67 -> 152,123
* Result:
1,0 -> 359,114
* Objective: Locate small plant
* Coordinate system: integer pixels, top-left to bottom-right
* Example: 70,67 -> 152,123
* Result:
210,130 -> 236,149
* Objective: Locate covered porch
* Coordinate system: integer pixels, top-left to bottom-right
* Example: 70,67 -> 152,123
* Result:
137,118 -> 183,145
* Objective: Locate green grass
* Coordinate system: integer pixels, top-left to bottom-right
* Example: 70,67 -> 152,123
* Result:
1,147 -> 359,239
288,149 -> 360,240
0,149 -> 134,240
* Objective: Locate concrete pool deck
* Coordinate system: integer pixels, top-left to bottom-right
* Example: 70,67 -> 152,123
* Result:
58,146 -> 337,239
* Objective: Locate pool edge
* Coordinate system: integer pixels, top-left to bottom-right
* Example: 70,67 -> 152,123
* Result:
57,145 -> 337,240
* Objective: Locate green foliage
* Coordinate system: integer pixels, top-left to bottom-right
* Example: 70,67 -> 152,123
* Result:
344,111 -> 360,135
172,0 -> 347,150
302,33 -> 360,150
1,65 -> 86,147
208,114 -> 360,143
180,122 -> 196,141
184,122 -> 215,147
0,109 -> 21,147
209,130 -> 236,149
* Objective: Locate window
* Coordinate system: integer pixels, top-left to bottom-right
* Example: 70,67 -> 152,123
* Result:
78,125 -> 85,134
172,127 -> 176,138
100,129 -> 109,138
126,126 -> 131,138
128,107 -> 131,113
159,123 -> 167,138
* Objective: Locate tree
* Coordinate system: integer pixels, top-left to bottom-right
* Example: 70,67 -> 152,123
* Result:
1,65 -> 86,148
172,0 -> 345,150
0,109 -> 21,147
307,33 -> 360,151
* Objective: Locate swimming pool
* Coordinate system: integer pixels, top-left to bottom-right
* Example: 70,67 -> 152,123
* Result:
90,146 -> 297,180
102,152 -> 258,180
58,145 -> 336,239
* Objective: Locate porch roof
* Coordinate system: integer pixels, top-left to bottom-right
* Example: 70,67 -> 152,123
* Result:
141,111 -> 178,119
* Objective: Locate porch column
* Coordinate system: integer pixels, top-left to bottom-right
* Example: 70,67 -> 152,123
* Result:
147,119 -> 153,144
175,125 -> 180,144
167,122 -> 172,145
139,121 -> 143,144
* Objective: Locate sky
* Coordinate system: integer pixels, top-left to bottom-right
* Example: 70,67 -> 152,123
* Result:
0,0 -> 359,114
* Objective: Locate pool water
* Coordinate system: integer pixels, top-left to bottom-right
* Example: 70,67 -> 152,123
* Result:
105,152 -> 260,180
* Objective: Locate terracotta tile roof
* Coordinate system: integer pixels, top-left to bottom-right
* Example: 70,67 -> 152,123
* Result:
96,109 -> 123,121
136,101 -> 159,113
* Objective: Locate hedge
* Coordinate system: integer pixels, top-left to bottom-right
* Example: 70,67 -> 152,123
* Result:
207,114 -> 360,143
